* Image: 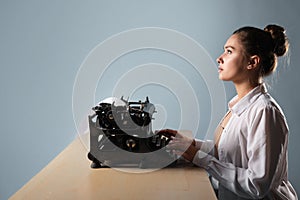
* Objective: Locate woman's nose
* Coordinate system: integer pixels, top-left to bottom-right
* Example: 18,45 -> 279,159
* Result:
216,55 -> 223,64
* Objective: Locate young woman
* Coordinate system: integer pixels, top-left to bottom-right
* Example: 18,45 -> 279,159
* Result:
159,25 -> 298,199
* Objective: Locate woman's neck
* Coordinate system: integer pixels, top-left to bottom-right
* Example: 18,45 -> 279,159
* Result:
233,75 -> 262,100
234,81 -> 260,101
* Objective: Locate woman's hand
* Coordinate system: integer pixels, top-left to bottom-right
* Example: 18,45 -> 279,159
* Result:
156,129 -> 199,162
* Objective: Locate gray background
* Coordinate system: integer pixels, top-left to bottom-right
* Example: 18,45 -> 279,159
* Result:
1,0 -> 299,199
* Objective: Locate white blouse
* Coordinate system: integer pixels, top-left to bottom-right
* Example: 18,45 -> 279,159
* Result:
193,84 -> 298,200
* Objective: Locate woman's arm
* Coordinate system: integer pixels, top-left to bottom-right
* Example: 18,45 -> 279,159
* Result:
193,106 -> 288,199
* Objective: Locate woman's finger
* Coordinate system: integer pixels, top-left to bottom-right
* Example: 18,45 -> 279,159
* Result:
155,129 -> 178,137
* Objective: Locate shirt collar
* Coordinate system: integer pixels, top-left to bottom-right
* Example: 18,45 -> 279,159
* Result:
229,83 -> 268,116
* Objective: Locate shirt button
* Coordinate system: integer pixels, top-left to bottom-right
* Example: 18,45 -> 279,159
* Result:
219,149 -> 225,161
219,149 -> 224,155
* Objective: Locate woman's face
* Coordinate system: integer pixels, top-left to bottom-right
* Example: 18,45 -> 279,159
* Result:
216,34 -> 250,83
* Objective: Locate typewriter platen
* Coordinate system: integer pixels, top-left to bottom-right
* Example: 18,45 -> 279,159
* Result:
87,97 -> 177,168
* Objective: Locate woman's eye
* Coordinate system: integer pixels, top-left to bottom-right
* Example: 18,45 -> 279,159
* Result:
226,49 -> 232,54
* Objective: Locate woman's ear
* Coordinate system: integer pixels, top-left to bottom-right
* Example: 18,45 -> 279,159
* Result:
247,55 -> 260,70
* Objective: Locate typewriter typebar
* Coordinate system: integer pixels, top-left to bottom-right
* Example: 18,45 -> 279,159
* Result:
87,97 -> 177,168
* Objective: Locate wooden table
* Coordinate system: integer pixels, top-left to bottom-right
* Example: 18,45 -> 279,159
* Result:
10,136 -> 217,200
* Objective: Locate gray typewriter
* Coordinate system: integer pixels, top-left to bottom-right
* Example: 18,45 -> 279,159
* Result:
87,97 -> 177,168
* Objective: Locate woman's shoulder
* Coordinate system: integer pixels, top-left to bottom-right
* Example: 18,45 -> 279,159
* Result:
251,92 -> 285,117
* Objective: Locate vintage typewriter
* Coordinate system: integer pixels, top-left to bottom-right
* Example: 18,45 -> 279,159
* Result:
87,97 -> 177,168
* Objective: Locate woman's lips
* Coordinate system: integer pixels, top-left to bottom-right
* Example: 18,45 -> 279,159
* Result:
218,67 -> 223,73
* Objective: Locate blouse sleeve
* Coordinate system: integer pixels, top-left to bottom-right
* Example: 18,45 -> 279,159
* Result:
192,105 -> 289,199
194,139 -> 215,156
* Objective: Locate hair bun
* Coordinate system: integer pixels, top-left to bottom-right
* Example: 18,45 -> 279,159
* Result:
264,24 -> 289,57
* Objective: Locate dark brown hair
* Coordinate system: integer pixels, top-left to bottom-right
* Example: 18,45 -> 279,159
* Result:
233,24 -> 289,77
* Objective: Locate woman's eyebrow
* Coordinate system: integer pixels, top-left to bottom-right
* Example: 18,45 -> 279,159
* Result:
224,45 -> 235,50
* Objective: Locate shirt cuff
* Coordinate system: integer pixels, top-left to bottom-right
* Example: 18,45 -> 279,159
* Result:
194,139 -> 214,155
192,150 -> 211,169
